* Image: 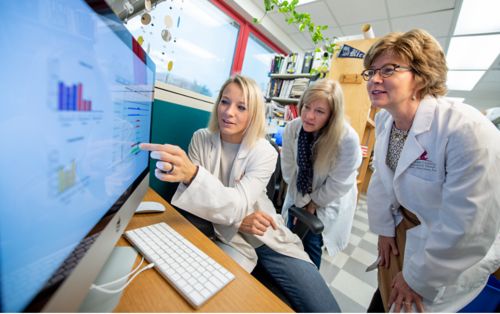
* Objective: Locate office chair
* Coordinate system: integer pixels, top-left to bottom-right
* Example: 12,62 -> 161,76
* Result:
266,138 -> 284,211
265,137 -> 324,239
288,206 -> 324,239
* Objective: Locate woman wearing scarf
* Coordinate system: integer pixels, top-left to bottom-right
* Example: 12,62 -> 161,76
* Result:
281,79 -> 362,268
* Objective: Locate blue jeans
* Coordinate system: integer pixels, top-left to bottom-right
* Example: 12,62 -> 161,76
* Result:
255,245 -> 340,313
287,214 -> 324,269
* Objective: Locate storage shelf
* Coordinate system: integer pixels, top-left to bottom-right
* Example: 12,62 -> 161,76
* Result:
271,97 -> 300,104
269,73 -> 317,79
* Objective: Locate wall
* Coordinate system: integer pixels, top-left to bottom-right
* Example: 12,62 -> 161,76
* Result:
150,82 -> 214,201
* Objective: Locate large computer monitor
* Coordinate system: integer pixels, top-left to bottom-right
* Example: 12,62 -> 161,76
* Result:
0,0 -> 155,312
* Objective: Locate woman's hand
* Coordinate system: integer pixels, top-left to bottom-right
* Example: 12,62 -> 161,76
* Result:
305,200 -> 317,215
378,235 -> 398,268
140,143 -> 198,185
389,272 -> 424,312
239,211 -> 277,236
293,200 -> 318,225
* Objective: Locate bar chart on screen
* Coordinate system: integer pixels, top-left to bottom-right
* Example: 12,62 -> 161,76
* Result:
47,150 -> 89,200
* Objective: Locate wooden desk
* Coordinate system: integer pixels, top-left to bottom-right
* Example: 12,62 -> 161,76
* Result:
114,188 -> 293,312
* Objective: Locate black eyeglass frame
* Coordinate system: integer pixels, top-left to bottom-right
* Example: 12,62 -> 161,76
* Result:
361,64 -> 413,81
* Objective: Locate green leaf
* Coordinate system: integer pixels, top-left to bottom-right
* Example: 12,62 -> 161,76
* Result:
264,0 -> 272,11
256,0 -> 338,55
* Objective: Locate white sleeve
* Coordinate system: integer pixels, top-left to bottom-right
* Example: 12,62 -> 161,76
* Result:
280,121 -> 296,185
187,130 -> 204,166
172,138 -> 277,227
367,113 -> 397,237
403,122 -> 500,301
367,167 -> 396,237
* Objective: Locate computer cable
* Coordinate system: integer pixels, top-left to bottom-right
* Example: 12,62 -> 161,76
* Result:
90,256 -> 155,294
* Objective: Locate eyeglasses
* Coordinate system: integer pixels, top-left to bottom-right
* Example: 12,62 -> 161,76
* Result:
361,64 -> 412,81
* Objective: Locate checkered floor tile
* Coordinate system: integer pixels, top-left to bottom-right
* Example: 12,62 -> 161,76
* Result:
319,195 -> 378,312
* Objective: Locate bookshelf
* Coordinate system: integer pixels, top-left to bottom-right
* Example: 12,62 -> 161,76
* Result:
265,52 -> 325,145
266,75 -> 313,99
265,72 -> 316,130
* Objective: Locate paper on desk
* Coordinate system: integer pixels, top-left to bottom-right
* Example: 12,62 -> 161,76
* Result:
365,256 -> 381,272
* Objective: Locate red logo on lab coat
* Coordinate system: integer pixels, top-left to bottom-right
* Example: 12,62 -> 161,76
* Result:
418,151 -> 428,160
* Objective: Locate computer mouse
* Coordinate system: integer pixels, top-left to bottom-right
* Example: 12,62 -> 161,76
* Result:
135,201 -> 166,214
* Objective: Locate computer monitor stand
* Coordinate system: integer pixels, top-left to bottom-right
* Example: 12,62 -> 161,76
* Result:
79,247 -> 137,312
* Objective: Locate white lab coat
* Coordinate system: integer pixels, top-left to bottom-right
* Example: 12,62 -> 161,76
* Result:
172,129 -> 311,272
281,118 -> 362,256
367,96 -> 500,312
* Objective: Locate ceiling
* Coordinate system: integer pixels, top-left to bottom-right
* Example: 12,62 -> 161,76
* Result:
232,0 -> 500,112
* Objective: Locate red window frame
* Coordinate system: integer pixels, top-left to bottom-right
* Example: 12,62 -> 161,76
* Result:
210,0 -> 286,74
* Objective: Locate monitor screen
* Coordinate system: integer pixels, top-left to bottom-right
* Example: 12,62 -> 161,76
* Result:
0,0 -> 155,311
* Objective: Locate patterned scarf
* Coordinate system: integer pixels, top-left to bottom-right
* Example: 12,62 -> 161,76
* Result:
296,127 -> 316,196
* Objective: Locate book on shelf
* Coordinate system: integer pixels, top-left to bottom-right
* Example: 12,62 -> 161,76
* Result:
278,80 -> 291,98
272,102 -> 285,118
301,51 -> 314,73
289,78 -> 310,98
285,52 -> 305,74
271,52 -> 315,75
285,104 -> 299,121
268,100 -> 298,122
270,55 -> 285,74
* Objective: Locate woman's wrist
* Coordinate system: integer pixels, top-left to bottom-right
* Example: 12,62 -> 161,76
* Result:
183,165 -> 199,186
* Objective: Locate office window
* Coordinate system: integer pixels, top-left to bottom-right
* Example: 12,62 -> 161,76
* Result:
125,0 -> 238,97
241,33 -> 275,94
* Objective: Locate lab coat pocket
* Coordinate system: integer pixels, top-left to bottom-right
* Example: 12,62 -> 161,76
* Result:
399,174 -> 443,213
406,157 -> 442,181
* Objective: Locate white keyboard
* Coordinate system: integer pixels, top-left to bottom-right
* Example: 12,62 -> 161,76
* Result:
124,222 -> 235,308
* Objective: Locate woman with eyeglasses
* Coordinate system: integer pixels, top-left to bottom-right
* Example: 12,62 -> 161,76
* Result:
280,79 -> 362,269
364,29 -> 500,312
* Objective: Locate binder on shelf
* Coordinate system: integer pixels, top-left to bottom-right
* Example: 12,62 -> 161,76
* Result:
285,52 -> 299,74
301,51 -> 314,73
270,55 -> 285,74
289,78 -> 310,98
311,51 -> 328,73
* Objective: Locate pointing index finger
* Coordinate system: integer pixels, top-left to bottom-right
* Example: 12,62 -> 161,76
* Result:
140,143 -> 182,156
139,143 -> 165,152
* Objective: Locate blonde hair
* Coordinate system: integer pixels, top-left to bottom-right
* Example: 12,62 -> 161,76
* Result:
208,75 -> 266,147
298,79 -> 345,173
363,28 -> 447,98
